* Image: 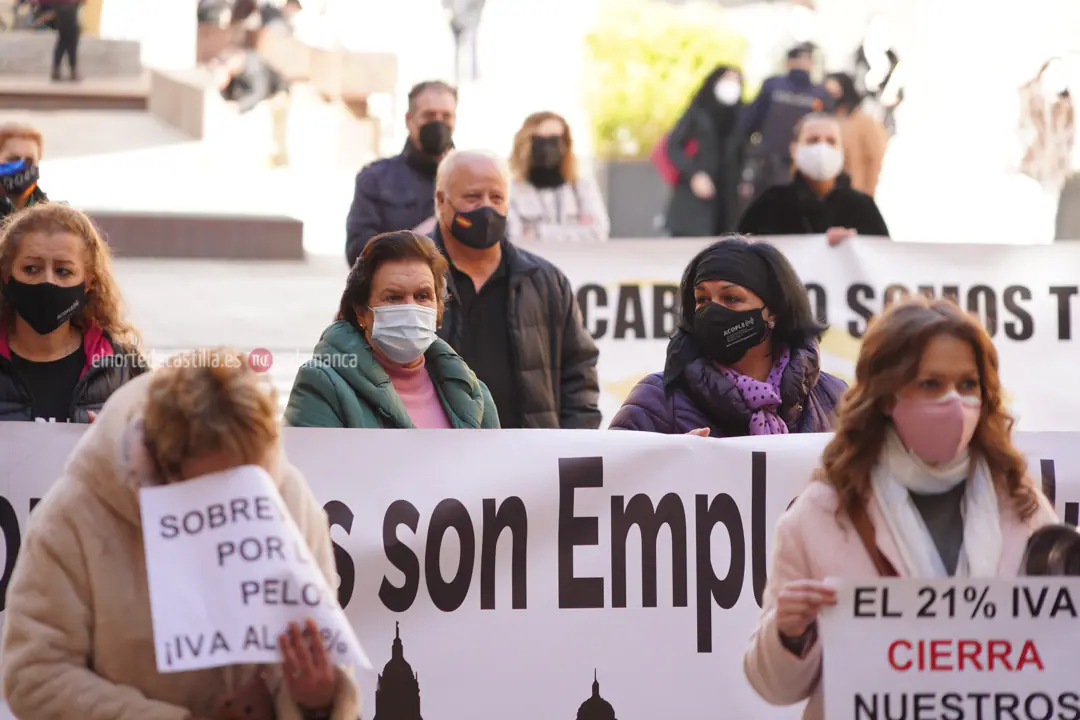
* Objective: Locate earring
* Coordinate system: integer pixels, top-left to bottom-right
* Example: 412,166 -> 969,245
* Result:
768,320 -> 776,329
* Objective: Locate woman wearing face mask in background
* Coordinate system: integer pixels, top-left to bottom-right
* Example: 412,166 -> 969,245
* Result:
737,112 -> 889,245
0,204 -> 147,423
664,66 -> 745,237
824,72 -> 889,197
609,236 -> 846,437
506,111 -> 610,243
285,230 -> 499,429
744,296 -> 1055,720
0,123 -> 48,222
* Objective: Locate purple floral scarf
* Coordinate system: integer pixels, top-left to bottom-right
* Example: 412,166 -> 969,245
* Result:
719,347 -> 791,435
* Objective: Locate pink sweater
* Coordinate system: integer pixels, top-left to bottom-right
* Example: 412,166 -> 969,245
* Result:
375,355 -> 451,429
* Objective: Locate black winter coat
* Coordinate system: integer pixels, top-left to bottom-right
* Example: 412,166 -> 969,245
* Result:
737,172 -> 889,237
0,327 -> 148,423
432,228 -> 601,429
666,107 -> 741,237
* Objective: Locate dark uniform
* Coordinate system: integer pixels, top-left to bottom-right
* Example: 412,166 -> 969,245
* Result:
736,68 -> 832,201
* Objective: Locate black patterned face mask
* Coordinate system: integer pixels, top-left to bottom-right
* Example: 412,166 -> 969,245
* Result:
0,159 -> 39,196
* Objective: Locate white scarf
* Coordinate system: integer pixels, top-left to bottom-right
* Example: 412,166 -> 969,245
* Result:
871,428 -> 1002,578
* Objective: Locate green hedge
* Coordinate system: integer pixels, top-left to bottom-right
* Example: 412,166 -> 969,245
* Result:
583,0 -> 748,160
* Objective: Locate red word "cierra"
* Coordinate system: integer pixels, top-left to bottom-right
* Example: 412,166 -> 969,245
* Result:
888,639 -> 1044,672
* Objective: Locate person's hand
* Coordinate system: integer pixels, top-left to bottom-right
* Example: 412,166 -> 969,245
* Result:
412,216 -> 437,235
826,227 -> 857,246
686,428 -> 710,437
690,171 -> 715,200
213,673 -> 274,720
279,619 -> 338,713
87,410 -> 98,423
775,580 -> 837,639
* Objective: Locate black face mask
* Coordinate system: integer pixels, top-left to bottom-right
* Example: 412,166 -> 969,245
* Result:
417,121 -> 453,156
693,302 -> 769,366
449,205 -> 506,250
0,160 -> 39,197
2,279 -> 88,336
530,136 -> 564,169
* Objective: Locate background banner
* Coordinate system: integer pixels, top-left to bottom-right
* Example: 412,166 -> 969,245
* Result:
518,236 -> 1080,430
0,425 -> 1078,718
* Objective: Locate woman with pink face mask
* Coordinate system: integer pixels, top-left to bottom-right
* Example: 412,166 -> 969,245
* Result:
743,295 -> 1056,720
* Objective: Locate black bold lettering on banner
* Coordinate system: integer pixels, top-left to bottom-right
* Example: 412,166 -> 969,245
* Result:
1049,286 -> 1078,340
0,496 -> 20,612
610,493 -> 687,608
804,284 -> 827,324
967,285 -> 998,337
1003,286 -> 1034,340
480,497 -> 528,610
614,285 -> 646,339
882,283 -> 909,308
424,499 -> 475,612
323,500 -> 355,608
846,284 -> 874,338
751,452 -> 768,608
577,284 -> 608,340
694,493 -> 745,653
557,457 -> 604,609
378,500 -> 421,612
652,284 -> 679,338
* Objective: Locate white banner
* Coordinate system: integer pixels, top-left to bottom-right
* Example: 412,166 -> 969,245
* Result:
0,425 -> 1079,718
821,578 -> 1080,719
518,236 -> 1080,430
139,464 -> 369,673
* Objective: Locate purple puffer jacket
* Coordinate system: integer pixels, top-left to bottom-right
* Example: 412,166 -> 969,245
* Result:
609,342 -> 847,437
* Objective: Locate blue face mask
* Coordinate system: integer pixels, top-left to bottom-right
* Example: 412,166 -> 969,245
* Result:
0,158 -> 39,196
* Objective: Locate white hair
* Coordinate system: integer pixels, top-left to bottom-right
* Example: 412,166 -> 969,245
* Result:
435,149 -> 511,195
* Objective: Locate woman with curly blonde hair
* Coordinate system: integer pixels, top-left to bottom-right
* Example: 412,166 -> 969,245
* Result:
0,203 -> 146,422
506,111 -> 609,243
2,348 -> 360,720
744,296 -> 1056,720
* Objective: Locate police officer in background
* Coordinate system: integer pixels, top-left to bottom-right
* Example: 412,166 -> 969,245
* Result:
736,43 -> 832,205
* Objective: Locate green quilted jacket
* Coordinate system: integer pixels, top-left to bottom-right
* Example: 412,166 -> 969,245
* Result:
284,321 -> 500,429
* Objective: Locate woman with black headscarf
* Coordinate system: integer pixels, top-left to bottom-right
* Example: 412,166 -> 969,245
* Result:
825,72 -> 888,196
664,66 -> 745,237
610,236 -> 847,437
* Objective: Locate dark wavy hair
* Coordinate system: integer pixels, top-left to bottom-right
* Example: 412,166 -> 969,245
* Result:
676,235 -> 828,349
337,230 -> 449,329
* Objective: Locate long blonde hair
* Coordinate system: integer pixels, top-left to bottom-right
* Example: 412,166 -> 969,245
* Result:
820,296 -> 1040,522
0,203 -> 141,349
509,111 -> 578,184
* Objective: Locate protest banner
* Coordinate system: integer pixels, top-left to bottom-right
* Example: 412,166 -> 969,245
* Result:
138,463 -> 371,673
820,578 -> 1080,719
518,236 -> 1080,430
1,424 -> 1080,718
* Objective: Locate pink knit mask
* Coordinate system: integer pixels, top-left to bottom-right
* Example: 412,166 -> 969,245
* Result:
890,390 -> 982,464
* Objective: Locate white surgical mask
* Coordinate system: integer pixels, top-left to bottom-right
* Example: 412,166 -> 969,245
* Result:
794,142 -> 845,181
714,79 -> 742,106
370,304 -> 437,364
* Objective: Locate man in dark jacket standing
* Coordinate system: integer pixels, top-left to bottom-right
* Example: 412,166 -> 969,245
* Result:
736,43 -> 832,199
43,0 -> 82,81
345,80 -> 457,267
431,150 -> 600,429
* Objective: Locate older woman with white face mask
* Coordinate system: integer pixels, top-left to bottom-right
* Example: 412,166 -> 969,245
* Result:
737,112 -> 890,245
285,229 -> 500,429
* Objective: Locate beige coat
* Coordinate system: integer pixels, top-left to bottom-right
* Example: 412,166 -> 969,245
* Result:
839,108 -> 888,197
1,374 -> 360,720
743,478 -> 1055,720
